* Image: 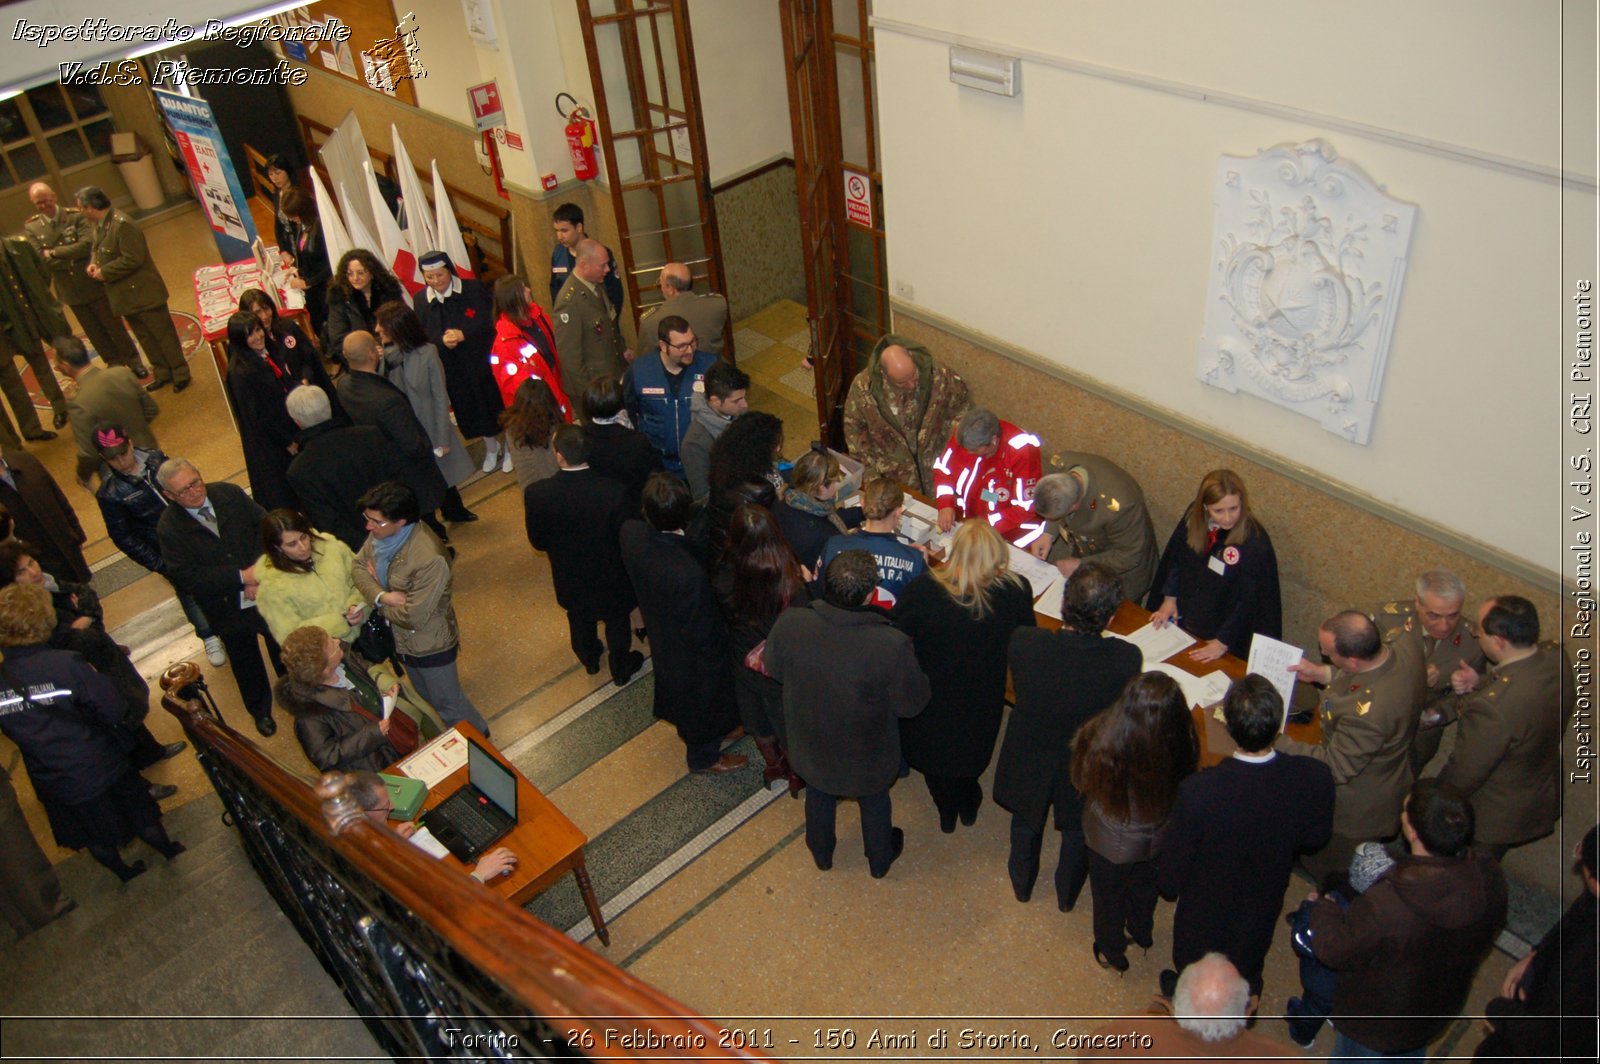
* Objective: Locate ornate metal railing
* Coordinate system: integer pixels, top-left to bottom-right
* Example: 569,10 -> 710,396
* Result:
159,663 -> 759,1062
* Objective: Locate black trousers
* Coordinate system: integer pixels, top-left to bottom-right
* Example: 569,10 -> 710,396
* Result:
1086,849 -> 1159,961
566,608 -> 633,680
923,773 -> 981,827
1009,814 -> 1089,909
216,607 -> 283,722
805,787 -> 894,875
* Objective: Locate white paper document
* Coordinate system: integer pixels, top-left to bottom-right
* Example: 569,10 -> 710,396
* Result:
1150,663 -> 1232,710
404,825 -> 451,860
1114,621 -> 1197,666
1007,544 -> 1061,595
1245,633 -> 1304,724
396,729 -> 469,788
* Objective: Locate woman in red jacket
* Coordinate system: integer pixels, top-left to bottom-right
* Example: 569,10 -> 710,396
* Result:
489,275 -> 570,437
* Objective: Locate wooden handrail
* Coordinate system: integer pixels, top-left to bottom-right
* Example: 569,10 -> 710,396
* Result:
158,663 -> 763,1060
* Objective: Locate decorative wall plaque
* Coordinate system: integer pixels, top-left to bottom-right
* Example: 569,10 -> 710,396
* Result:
1196,139 -> 1416,444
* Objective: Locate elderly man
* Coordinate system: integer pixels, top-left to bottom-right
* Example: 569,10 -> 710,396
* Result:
1031,451 -> 1159,605
24,181 -> 144,376
1085,954 -> 1289,1059
843,335 -> 970,496
1279,610 -> 1426,883
77,186 -> 190,392
637,261 -> 729,357
1437,595 -> 1567,860
552,238 -> 630,403
55,335 -> 158,486
284,384 -> 401,550
622,315 -> 718,476
766,549 -> 931,878
155,457 -> 279,735
351,481 -> 488,736
1373,570 -> 1488,772
931,408 -> 1045,547
679,360 -> 748,501
343,771 -> 516,883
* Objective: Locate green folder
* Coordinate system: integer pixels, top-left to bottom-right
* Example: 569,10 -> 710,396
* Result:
380,773 -> 429,821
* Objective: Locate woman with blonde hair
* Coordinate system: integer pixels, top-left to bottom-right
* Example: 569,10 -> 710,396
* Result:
1071,671 -> 1199,972
253,509 -> 366,647
893,519 -> 1036,833
1147,468 -> 1280,662
774,444 -> 863,576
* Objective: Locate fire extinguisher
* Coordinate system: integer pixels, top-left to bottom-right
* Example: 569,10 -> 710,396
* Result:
559,94 -> 598,181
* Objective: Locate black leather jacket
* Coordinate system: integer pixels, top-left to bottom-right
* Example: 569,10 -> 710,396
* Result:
94,447 -> 171,572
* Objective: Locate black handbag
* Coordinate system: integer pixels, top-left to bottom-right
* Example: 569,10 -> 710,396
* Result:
352,612 -> 397,667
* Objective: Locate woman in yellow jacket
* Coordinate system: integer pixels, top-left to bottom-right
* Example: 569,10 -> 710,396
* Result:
254,509 -> 366,646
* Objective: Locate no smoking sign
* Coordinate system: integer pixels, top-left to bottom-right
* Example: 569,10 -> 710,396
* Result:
844,168 -> 873,228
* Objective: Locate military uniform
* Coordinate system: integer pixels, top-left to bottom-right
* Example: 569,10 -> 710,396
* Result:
1372,599 -> 1487,772
843,336 -> 971,497
0,238 -> 68,446
1042,450 -> 1159,604
637,289 -> 730,358
1279,632 -> 1426,882
24,204 -> 143,373
551,273 -> 626,406
1438,641 -> 1568,851
87,210 -> 190,386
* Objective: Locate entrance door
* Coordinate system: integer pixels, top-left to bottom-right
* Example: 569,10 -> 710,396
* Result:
781,0 -> 888,445
576,0 -> 728,352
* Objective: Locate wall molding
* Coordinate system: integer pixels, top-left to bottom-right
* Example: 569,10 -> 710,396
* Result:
712,154 -> 795,194
892,300 -> 1566,596
871,16 -> 1596,192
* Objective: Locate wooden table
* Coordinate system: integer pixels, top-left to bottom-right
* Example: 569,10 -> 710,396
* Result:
394,723 -> 610,945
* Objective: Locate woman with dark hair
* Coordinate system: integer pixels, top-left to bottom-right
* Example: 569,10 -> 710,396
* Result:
262,154 -> 296,255
582,373 -> 661,515
0,582 -> 185,882
373,300 -> 478,523
224,311 -> 301,511
703,412 -> 786,563
774,445 -> 863,577
1147,468 -> 1280,662
499,378 -> 564,491
714,503 -> 808,793
252,509 -> 366,647
489,274 -> 568,417
894,519 -> 1035,833
1070,671 -> 1199,972
323,248 -> 404,370
279,188 -> 330,338
238,288 -> 337,403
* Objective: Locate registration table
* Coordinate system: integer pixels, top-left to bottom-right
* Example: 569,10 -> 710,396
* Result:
391,723 -> 610,945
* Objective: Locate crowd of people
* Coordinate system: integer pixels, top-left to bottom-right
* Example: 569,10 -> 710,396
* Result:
0,169 -> 1588,1059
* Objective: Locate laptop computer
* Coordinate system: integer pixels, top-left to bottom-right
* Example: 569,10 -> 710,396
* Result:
421,738 -> 518,863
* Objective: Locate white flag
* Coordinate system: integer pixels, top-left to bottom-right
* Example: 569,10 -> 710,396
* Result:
431,161 -> 476,281
309,167 -> 350,275
390,124 -> 436,262
366,161 -> 422,296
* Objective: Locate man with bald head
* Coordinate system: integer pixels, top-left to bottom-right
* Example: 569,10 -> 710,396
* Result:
1279,609 -> 1426,882
842,334 -> 971,496
24,181 -> 145,378
637,261 -> 729,358
552,238 -> 630,404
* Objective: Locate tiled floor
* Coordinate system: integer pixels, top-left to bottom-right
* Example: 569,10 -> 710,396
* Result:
3,206 -> 1518,1058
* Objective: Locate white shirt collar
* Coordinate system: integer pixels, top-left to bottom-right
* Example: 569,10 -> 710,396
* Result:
1232,748 -> 1277,763
425,277 -> 462,303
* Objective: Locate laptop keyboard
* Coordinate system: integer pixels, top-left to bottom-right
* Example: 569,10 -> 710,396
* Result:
436,793 -> 505,851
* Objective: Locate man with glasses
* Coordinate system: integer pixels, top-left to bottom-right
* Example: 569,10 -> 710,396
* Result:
155,458 -> 282,736
621,315 -> 718,478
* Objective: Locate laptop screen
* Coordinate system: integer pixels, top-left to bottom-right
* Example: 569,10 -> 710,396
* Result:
466,738 -> 518,820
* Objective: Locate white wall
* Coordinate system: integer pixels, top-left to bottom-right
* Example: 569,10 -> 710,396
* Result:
873,0 -> 1597,574
687,0 -> 791,182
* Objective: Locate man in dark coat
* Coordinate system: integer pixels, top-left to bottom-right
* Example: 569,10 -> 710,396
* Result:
155,457 -> 282,736
1307,778 -> 1507,1058
416,251 -> 503,445
765,549 -> 931,879
0,447 -> 90,582
524,425 -> 642,687
334,331 -> 449,538
1157,675 -> 1334,997
284,384 -> 401,550
993,563 -> 1141,908
618,474 -> 744,775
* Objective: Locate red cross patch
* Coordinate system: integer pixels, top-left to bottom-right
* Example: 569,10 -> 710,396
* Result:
465,308 -> 476,318
1222,546 -> 1240,565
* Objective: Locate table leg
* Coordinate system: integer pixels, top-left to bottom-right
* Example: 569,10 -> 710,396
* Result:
572,858 -> 609,946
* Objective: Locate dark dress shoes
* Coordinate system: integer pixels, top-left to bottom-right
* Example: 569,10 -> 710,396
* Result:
145,380 -> 169,392
254,716 -> 277,737
148,783 -> 178,801
157,740 -> 188,760
52,410 -> 69,429
693,753 -> 747,775
172,379 -> 191,393
870,827 -> 906,879
611,651 -> 644,686
22,429 -> 56,441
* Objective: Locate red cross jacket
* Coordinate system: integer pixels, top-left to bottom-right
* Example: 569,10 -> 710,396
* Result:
490,311 -> 572,420
931,420 -> 1046,546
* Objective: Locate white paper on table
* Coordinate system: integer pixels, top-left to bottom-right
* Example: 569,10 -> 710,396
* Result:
396,730 -> 469,789
1113,621 -> 1198,666
1149,662 -> 1232,710
1031,572 -> 1066,620
1245,633 -> 1304,728
404,825 -> 451,859
1007,543 -> 1060,592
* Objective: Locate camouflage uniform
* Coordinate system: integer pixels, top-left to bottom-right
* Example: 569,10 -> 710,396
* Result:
842,334 -> 971,497
1041,449 -> 1159,604
1372,599 -> 1485,773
